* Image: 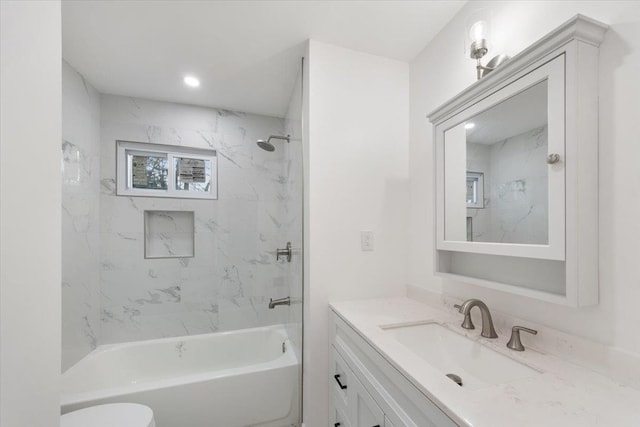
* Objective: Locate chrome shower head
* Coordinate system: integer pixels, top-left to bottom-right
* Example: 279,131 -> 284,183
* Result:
256,139 -> 275,152
256,135 -> 290,152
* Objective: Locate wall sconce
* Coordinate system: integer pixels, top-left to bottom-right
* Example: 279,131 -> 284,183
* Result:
466,12 -> 509,80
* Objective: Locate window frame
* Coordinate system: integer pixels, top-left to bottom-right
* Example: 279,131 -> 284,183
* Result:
116,140 -> 218,200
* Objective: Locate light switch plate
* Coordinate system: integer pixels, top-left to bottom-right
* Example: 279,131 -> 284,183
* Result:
361,231 -> 374,251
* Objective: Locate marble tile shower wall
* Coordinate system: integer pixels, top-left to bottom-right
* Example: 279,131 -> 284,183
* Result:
99,95 -> 293,344
466,126 -> 548,244
62,61 -> 102,370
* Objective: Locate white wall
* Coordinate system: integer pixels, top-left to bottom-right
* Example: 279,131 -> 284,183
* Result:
304,40 -> 410,427
410,1 -> 640,355
0,1 -> 62,426
62,60 -> 102,370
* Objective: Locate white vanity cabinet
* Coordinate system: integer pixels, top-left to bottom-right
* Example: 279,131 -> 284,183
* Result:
329,310 -> 458,427
351,374 -> 385,427
331,349 -> 384,427
330,397 -> 351,427
428,15 -> 608,307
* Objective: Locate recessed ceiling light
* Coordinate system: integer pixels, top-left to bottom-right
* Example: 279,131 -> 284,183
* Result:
183,75 -> 200,88
465,122 -> 475,129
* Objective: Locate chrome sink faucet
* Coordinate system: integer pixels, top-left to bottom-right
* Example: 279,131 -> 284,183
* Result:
455,299 -> 498,338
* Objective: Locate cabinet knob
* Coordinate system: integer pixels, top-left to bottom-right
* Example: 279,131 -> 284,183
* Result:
547,153 -> 561,164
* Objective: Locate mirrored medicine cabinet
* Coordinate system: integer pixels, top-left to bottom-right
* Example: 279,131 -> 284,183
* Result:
428,15 -> 608,307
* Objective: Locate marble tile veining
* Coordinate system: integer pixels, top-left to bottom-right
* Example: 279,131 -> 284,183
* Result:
99,93 -> 297,344
62,61 -> 102,371
64,60 -> 302,377
467,126 -> 548,244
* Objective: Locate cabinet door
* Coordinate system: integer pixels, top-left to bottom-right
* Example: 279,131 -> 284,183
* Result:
330,347 -> 351,409
330,400 -> 352,427
351,374 -> 385,427
435,54 -> 565,261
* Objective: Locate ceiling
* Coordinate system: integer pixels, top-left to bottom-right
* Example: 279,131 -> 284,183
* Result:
62,0 -> 465,118
466,80 -> 548,145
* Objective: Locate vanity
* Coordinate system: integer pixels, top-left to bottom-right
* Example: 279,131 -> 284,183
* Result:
329,298 -> 639,427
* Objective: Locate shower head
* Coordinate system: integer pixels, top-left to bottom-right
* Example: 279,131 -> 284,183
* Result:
256,139 -> 276,152
256,135 -> 290,152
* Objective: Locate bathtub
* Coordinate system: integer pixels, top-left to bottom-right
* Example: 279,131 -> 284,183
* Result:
61,325 -> 299,427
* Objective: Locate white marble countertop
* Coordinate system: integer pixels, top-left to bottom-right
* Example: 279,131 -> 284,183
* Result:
330,297 -> 640,427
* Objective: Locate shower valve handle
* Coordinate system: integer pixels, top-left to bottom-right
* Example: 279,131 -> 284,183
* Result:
276,242 -> 292,262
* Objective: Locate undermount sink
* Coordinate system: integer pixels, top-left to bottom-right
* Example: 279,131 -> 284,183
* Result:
381,322 -> 541,390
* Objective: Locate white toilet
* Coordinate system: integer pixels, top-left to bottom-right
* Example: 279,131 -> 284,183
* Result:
61,403 -> 155,427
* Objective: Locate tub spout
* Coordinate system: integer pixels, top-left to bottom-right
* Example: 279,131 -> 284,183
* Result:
268,296 -> 290,309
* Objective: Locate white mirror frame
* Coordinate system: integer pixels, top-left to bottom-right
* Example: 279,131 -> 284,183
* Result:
435,55 -> 565,261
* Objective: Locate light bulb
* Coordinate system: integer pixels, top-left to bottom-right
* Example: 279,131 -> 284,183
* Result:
183,75 -> 200,88
469,20 -> 488,43
465,122 -> 475,130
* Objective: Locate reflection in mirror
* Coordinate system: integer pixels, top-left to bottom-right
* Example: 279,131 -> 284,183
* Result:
466,172 -> 484,208
445,80 -> 549,245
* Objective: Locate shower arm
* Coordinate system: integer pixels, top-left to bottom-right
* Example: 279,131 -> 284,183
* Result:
267,135 -> 290,143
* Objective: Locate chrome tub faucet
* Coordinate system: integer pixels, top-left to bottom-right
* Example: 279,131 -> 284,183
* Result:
268,296 -> 291,309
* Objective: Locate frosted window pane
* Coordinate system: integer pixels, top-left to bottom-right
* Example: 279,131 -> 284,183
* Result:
129,154 -> 168,190
174,157 -> 212,192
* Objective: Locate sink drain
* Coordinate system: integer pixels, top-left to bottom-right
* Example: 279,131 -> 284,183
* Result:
446,373 -> 463,386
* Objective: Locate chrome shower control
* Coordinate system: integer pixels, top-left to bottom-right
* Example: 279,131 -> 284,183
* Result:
276,242 -> 292,262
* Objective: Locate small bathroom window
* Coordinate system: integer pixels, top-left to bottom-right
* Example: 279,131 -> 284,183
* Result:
116,140 -> 217,199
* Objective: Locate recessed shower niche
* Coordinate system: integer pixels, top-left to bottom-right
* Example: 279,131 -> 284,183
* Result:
144,210 -> 195,259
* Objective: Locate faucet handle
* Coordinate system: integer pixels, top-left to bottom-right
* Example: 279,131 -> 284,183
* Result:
507,326 -> 538,351
455,303 -> 475,330
276,242 -> 292,262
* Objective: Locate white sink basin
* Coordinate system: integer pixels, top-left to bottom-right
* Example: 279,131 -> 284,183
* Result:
382,322 -> 541,390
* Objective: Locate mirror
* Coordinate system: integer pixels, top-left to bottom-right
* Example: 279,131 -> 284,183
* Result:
444,80 -> 549,245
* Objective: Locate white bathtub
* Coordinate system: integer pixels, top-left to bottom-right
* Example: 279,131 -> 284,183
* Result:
61,325 -> 299,427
